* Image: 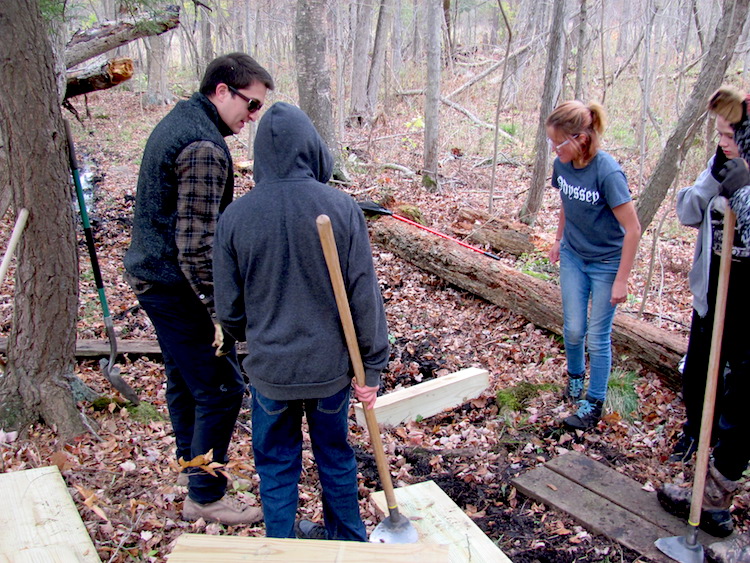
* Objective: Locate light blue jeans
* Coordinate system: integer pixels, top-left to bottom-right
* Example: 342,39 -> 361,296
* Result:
559,243 -> 620,402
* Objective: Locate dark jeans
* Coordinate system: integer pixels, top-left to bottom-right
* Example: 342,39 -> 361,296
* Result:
251,385 -> 366,541
137,281 -> 245,503
682,255 -> 750,481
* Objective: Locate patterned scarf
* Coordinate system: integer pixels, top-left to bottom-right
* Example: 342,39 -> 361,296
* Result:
730,97 -> 750,247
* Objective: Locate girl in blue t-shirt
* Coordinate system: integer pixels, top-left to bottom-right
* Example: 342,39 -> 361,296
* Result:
546,100 -> 642,430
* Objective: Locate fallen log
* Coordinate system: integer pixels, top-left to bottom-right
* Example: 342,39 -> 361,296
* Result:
65,57 -> 134,99
453,207 -> 535,257
65,5 -> 180,69
370,216 -> 686,389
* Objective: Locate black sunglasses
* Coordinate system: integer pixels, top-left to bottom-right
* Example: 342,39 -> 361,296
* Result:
227,85 -> 263,113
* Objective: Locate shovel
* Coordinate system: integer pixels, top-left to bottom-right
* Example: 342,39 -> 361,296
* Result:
317,214 -> 419,544
655,200 -> 736,563
64,120 -> 139,405
357,200 -> 501,260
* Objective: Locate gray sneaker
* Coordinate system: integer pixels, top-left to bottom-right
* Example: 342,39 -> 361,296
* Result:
182,495 -> 263,526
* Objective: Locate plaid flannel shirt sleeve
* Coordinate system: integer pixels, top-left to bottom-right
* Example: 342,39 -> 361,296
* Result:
174,140 -> 230,317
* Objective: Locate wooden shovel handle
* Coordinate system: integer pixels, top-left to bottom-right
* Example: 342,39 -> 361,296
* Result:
316,214 -> 400,513
689,202 -> 735,527
0,208 -> 29,286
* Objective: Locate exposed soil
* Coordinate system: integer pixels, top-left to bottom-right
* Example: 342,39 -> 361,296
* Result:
1,87 -> 748,562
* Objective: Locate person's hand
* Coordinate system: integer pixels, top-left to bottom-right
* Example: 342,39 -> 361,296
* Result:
710,144 -> 730,181
610,279 -> 628,306
548,240 -> 560,264
717,157 -> 750,199
353,380 -> 379,410
212,322 -> 235,357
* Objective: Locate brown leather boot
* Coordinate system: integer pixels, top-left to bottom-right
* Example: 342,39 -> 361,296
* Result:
657,461 -> 738,538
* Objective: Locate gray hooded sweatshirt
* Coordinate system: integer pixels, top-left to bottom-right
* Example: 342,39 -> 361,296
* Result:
213,102 -> 389,400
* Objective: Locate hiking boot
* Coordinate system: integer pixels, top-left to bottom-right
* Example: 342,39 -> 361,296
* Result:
564,372 -> 586,402
182,495 -> 263,526
706,533 -> 750,563
668,433 -> 698,463
294,519 -> 328,540
563,397 -> 603,430
177,471 -> 189,487
657,461 -> 738,538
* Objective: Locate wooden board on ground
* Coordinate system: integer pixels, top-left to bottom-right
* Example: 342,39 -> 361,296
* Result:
0,337 -> 247,358
0,465 -> 100,562
354,368 -> 489,427
369,480 -> 512,563
511,450 -> 712,562
167,533 -> 450,562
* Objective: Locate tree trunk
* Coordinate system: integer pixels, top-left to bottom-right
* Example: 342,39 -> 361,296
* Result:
366,0 -> 392,115
144,32 -> 173,106
295,0 -> 338,163
635,0 -> 750,231
423,0 -> 441,192
65,56 -> 134,99
349,1 -> 374,126
573,0 -> 587,100
0,0 -> 84,439
519,0 -> 566,226
65,4 -> 180,69
369,217 -> 685,389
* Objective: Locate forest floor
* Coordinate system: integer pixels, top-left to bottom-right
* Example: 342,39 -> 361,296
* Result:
1,87 -> 748,562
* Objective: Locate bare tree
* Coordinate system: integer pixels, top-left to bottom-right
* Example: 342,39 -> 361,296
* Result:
636,0 -> 750,231
423,0 -> 441,191
0,0 -> 84,438
366,0 -> 392,115
519,0 -> 566,226
573,0 -> 587,100
349,1 -> 374,125
295,0 -> 339,167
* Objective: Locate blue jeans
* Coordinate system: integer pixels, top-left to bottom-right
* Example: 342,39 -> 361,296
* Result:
251,385 -> 366,541
559,243 -> 619,402
136,281 -> 245,504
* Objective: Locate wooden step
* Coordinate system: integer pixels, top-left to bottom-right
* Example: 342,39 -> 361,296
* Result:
511,450 -> 714,562
369,480 -> 512,562
168,534 -> 449,562
0,465 -> 100,562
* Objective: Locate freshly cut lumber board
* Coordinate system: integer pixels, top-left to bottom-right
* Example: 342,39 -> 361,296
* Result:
0,465 -> 100,562
167,533 -> 450,562
369,480 -> 512,563
354,367 -> 489,427
512,450 -> 713,562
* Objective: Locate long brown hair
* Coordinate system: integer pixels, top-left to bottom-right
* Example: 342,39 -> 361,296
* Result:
546,100 -> 607,165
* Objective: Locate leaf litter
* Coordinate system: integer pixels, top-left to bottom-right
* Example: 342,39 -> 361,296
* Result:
0,88 -> 746,562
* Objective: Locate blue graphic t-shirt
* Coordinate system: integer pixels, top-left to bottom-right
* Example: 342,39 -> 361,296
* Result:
552,150 -> 631,261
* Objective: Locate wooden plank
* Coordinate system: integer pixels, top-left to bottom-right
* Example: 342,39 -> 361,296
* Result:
0,337 -> 248,358
369,480 -> 511,563
0,466 -> 100,562
544,451 -> 713,543
513,465 -> 674,562
354,368 -> 489,427
167,533 -> 450,562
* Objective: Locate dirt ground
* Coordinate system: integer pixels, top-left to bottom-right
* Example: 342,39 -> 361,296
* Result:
1,88 -> 748,562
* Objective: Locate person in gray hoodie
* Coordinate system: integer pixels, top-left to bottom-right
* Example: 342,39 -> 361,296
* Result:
658,105 -> 750,540
213,102 -> 389,541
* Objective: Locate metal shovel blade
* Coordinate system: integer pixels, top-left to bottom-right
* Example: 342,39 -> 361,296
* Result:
655,534 -> 704,563
369,511 -> 419,544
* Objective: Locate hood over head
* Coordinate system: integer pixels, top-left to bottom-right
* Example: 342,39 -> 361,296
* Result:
253,102 -> 333,185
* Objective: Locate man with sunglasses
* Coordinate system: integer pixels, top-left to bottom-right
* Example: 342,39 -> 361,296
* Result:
124,53 -> 273,525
